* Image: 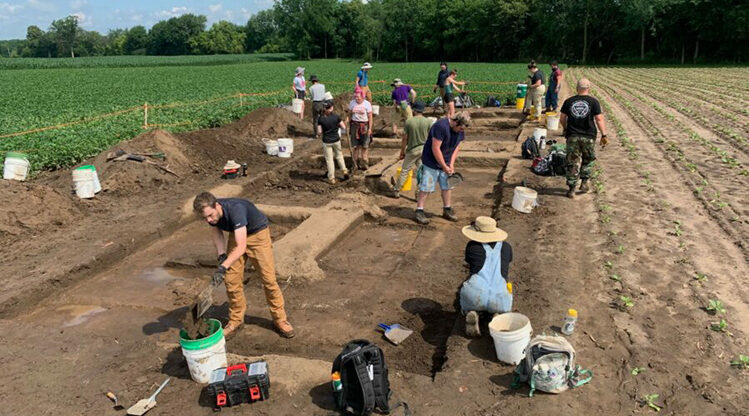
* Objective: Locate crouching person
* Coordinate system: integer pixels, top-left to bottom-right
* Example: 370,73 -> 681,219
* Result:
459,216 -> 513,338
193,192 -> 295,339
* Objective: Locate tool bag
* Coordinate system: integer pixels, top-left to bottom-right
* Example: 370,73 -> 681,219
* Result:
454,93 -> 474,108
332,340 -> 410,416
512,335 -> 592,397
205,361 -> 271,408
484,96 -> 502,107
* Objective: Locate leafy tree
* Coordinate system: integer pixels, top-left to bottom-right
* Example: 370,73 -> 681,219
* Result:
49,16 -> 79,57
189,21 -> 246,54
147,14 -> 206,55
124,25 -> 148,55
245,10 -> 278,52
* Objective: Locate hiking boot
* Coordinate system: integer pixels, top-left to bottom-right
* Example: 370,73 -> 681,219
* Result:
274,320 -> 295,338
328,177 -> 336,185
223,321 -> 244,340
566,185 -> 576,199
388,188 -> 400,199
342,170 -> 350,180
579,179 -> 589,193
360,159 -> 369,170
442,207 -> 458,222
465,311 -> 480,338
415,209 -> 430,225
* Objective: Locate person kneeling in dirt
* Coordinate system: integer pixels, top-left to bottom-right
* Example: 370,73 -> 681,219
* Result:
459,216 -> 513,338
560,78 -> 609,198
346,91 -> 374,170
414,112 -> 470,224
390,100 -> 430,198
317,100 -> 349,184
193,192 -> 295,339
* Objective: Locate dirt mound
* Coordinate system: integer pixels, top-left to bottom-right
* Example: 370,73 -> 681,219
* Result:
0,180 -> 83,237
90,129 -> 190,195
237,107 -> 314,138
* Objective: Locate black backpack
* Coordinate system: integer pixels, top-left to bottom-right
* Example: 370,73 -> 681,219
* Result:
332,340 -> 410,416
485,96 -> 501,107
521,136 -> 540,159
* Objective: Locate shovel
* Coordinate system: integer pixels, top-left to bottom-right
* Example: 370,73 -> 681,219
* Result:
447,172 -> 464,188
127,378 -> 170,416
378,323 -> 413,346
365,159 -> 401,179
190,278 -> 221,320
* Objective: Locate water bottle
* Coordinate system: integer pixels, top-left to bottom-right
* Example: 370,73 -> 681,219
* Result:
331,372 -> 343,392
561,309 -> 578,335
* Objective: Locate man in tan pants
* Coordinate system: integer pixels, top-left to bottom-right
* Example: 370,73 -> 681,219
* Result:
193,192 -> 294,339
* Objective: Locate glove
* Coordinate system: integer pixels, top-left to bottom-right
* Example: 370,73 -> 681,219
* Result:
212,266 -> 227,286
217,253 -> 227,265
600,135 -> 609,148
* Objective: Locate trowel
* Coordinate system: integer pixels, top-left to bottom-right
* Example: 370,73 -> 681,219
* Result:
127,377 -> 170,416
378,323 -> 414,346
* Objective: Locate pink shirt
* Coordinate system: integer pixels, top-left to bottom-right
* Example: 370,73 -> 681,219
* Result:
348,99 -> 372,122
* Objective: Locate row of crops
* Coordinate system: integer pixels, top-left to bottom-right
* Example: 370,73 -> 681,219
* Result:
0,59 -> 530,171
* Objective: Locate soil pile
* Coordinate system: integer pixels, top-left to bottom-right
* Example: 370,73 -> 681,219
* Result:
237,107 -> 314,139
0,180 -> 83,238
90,129 -> 190,196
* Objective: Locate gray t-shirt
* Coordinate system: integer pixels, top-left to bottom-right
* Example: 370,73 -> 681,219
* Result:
310,83 -> 326,102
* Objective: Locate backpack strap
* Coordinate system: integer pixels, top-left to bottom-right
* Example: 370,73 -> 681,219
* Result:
388,397 -> 412,416
569,366 -> 593,388
351,354 -> 376,414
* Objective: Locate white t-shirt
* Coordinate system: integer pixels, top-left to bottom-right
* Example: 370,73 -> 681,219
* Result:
309,83 -> 326,101
348,99 -> 372,122
293,76 -> 306,91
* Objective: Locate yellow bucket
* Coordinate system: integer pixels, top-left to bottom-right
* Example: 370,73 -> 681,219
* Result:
515,97 -> 525,110
396,167 -> 413,191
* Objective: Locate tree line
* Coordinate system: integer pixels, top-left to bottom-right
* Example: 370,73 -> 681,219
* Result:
1,0 -> 746,63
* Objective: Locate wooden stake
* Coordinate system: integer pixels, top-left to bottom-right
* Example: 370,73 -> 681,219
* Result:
143,102 -> 148,128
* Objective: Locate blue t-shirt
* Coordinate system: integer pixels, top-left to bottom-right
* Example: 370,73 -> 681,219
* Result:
421,118 -> 465,170
357,70 -> 368,87
214,198 -> 268,235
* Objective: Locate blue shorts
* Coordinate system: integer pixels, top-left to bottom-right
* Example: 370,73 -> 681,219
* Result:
419,165 -> 452,192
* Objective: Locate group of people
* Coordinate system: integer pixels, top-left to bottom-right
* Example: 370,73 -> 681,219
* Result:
522,60 -> 564,119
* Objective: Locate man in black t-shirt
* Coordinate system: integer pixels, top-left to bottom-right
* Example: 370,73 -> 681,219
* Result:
193,192 -> 294,339
560,78 -> 609,198
316,100 -> 349,184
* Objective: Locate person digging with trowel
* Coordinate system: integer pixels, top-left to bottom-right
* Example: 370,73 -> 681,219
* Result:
459,216 -> 513,338
193,192 -> 295,339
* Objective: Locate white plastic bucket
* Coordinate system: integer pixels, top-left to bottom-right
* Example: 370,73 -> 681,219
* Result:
3,152 -> 30,181
546,113 -> 560,130
72,168 -> 96,199
292,98 -> 303,114
180,319 -> 228,384
489,312 -> 533,365
277,138 -> 293,158
512,186 -> 538,214
372,105 -> 380,116
533,128 -> 547,142
263,139 -> 279,156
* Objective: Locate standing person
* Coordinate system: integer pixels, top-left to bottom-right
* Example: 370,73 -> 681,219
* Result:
309,75 -> 326,137
545,62 -> 563,113
316,100 -> 349,184
560,78 -> 609,199
346,91 -> 374,170
523,61 -> 546,120
291,67 -> 306,120
415,112 -> 471,225
460,216 -> 513,338
193,192 -> 295,339
390,100 -> 430,198
433,62 -> 449,107
444,69 -> 466,119
390,78 -> 417,137
355,62 -> 373,102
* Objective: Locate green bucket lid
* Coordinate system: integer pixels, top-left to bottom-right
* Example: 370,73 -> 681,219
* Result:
76,164 -> 97,171
6,152 -> 28,160
179,319 -> 224,350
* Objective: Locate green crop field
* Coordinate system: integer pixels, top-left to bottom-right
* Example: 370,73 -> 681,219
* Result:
0,57 -> 538,171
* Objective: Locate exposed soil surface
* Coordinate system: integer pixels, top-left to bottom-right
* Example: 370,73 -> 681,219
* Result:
2,80 -> 748,416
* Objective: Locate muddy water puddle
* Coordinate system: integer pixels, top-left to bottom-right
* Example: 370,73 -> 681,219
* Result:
58,305 -> 108,327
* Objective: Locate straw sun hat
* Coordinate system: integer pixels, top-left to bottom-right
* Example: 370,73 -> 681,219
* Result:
461,216 -> 508,243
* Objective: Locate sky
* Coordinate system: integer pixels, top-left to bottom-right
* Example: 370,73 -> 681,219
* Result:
0,0 -> 275,40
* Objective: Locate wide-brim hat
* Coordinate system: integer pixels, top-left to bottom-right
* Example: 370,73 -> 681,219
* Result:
361,62 -> 373,69
223,160 -> 241,170
324,92 -> 334,100
295,66 -> 305,74
390,78 -> 403,87
310,74 -> 319,82
412,100 -> 426,112
461,216 -> 508,243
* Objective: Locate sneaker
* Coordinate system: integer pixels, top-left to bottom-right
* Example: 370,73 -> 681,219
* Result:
415,209 -> 429,225
579,180 -> 589,193
442,207 -> 458,222
328,178 -> 336,185
223,321 -> 244,340
274,320 -> 295,338
465,311 -> 480,338
566,185 -> 576,199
